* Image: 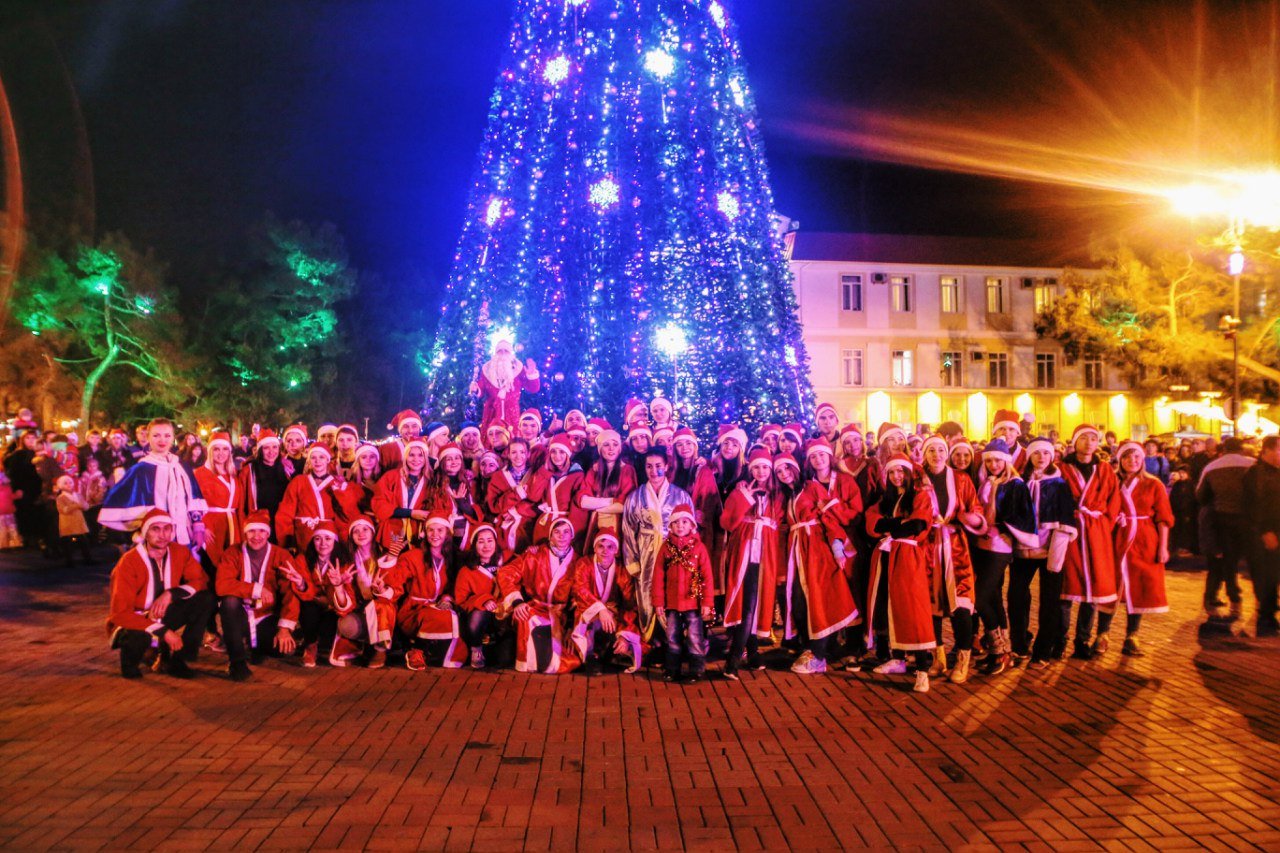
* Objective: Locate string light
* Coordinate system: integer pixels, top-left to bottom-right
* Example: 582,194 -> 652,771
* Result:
543,55 -> 570,85
589,177 -> 621,209
643,48 -> 676,80
716,190 -> 740,220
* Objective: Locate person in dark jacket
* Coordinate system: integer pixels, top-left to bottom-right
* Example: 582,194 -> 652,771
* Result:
1243,435 -> 1280,636
3,431 -> 43,550
1196,437 -> 1254,616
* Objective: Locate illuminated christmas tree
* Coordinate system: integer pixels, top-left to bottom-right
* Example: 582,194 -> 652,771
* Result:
426,0 -> 813,432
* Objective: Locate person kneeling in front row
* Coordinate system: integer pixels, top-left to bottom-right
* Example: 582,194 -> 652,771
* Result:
107,508 -> 215,679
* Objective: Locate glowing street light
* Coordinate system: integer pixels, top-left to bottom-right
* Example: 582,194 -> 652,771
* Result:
1163,170 -> 1280,230
655,322 -> 689,406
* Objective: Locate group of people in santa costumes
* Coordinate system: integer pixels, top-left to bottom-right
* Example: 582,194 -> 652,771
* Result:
101,398 -> 1173,694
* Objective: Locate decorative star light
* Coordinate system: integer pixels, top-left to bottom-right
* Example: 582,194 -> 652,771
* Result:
708,1 -> 727,29
484,197 -> 507,227
655,323 -> 690,358
543,54 -> 571,84
589,177 -> 621,209
785,345 -> 798,367
488,324 -> 516,354
644,48 -> 676,80
716,190 -> 740,220
729,77 -> 746,108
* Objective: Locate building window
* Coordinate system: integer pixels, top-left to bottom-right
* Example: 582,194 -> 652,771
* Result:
1083,357 -> 1103,390
985,277 -> 1008,314
987,352 -> 1009,388
1034,282 -> 1057,314
841,348 -> 864,387
1036,353 -> 1057,389
840,274 -> 863,312
891,350 -> 914,386
891,275 -> 912,312
941,350 -> 962,387
940,276 -> 962,314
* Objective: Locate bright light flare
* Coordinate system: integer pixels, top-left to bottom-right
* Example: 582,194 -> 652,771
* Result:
489,324 -> 516,354
1163,171 -> 1280,229
1229,247 -> 1245,276
644,49 -> 676,80
543,55 -> 570,85
654,323 -> 689,357
588,177 -> 620,209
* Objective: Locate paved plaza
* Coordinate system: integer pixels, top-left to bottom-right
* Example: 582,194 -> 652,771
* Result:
0,551 -> 1278,851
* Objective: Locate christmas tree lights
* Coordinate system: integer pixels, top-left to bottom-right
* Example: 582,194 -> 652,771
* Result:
425,0 -> 814,436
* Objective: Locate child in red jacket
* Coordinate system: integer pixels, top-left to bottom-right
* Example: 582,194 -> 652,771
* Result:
653,503 -> 715,682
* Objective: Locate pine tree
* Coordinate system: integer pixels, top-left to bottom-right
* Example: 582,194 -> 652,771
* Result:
425,0 -> 813,434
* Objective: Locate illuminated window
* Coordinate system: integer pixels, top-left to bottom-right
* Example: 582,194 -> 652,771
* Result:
1034,281 -> 1057,314
941,350 -> 962,387
1083,357 -> 1104,390
892,350 -> 914,386
840,274 -> 863,312
987,352 -> 1009,388
1035,353 -> 1057,389
891,275 -> 912,313
985,277 -> 1008,314
841,348 -> 864,387
940,276 -> 962,314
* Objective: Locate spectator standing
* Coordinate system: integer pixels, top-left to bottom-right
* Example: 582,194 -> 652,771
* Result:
1196,437 -> 1255,616
4,431 -> 42,549
1243,435 -> 1280,636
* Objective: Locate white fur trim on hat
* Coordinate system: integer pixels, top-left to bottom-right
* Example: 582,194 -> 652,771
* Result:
243,520 -> 272,534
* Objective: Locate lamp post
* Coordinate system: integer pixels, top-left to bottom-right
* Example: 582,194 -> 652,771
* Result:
654,323 -> 689,407
1227,244 -> 1244,436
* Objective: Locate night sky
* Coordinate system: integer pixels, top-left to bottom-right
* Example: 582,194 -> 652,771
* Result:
4,0 -> 1268,297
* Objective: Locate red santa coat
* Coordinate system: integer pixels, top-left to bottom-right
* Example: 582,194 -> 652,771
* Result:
923,467 -> 985,615
107,543 -> 207,639
570,554 -> 644,664
378,439 -> 410,473
720,485 -> 785,638
1115,473 -> 1173,613
497,545 -> 579,673
215,543 -> 313,638
370,468 -> 431,550
865,488 -> 936,651
1061,459 -> 1121,605
193,466 -> 240,565
784,482 -> 860,640
478,366 -> 540,438
316,553 -> 400,663
275,474 -> 350,553
652,532 -> 715,612
669,459 -> 724,586
487,467 -> 537,554
527,466 -> 586,545
580,461 -> 637,547
454,563 -> 502,611
393,549 -> 466,667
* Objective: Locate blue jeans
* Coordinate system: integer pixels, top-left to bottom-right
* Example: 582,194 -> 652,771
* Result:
665,609 -> 708,674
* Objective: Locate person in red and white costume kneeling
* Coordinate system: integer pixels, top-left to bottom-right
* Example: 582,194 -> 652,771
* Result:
107,508 -> 215,679
323,516 -> 400,668
394,511 -> 467,671
215,510 -> 311,681
571,531 -> 644,674
498,516 -> 579,674
454,524 -> 506,669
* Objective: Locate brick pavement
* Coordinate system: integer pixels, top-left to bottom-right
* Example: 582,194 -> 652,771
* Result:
0,549 -> 1278,851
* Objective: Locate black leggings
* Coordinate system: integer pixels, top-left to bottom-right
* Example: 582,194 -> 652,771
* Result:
789,574 -> 830,661
932,610 -> 973,652
1068,602 -> 1135,641
974,549 -> 1011,632
460,610 -> 494,648
727,561 -> 761,667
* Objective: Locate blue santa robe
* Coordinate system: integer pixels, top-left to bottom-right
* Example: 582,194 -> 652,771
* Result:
100,455 -> 207,545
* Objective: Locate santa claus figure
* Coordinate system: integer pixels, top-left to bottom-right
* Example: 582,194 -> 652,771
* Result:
472,339 -> 540,439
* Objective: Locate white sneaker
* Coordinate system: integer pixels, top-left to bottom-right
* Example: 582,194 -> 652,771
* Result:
790,656 -> 828,675
913,671 -> 930,693
873,658 -> 908,675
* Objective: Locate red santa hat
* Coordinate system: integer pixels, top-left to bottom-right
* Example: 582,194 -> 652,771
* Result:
207,431 -> 232,451
877,422 -> 906,445
628,423 -> 653,441
347,515 -> 376,538
622,398 -> 647,426
597,428 -> 622,447
437,442 -> 463,462
283,424 -> 308,444
548,433 -> 575,456
839,423 -> 862,441
391,409 -> 422,431
804,437 -> 835,459
653,425 -> 674,444
566,425 -> 587,439
548,516 -> 576,537
773,453 -> 800,473
948,436 -> 975,459
881,453 -> 914,482
256,429 -> 280,447
922,435 -> 949,457
486,420 -> 512,440
338,423 -> 360,439
564,408 -> 586,424
747,448 -> 774,470
759,423 -> 782,440
468,522 -> 498,550
586,417 -> 611,436
1026,436 -> 1055,457
317,423 -> 338,438
992,409 -> 1021,435
403,439 -> 431,461
425,510 -> 453,530
243,510 -> 272,535
312,520 -> 340,541
672,427 -> 698,447
668,503 -> 697,529
139,508 -> 175,537
815,401 -> 838,421
354,443 -> 380,463
1116,441 -> 1144,462
519,409 -> 543,429
593,530 -> 619,549
1071,423 -> 1101,444
650,396 -> 672,413
109,427 -> 128,439
307,443 -> 332,460
716,424 -> 749,451
781,423 -> 805,444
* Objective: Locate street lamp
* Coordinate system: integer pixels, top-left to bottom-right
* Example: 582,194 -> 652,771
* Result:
654,322 -> 689,406
1223,245 -> 1244,436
